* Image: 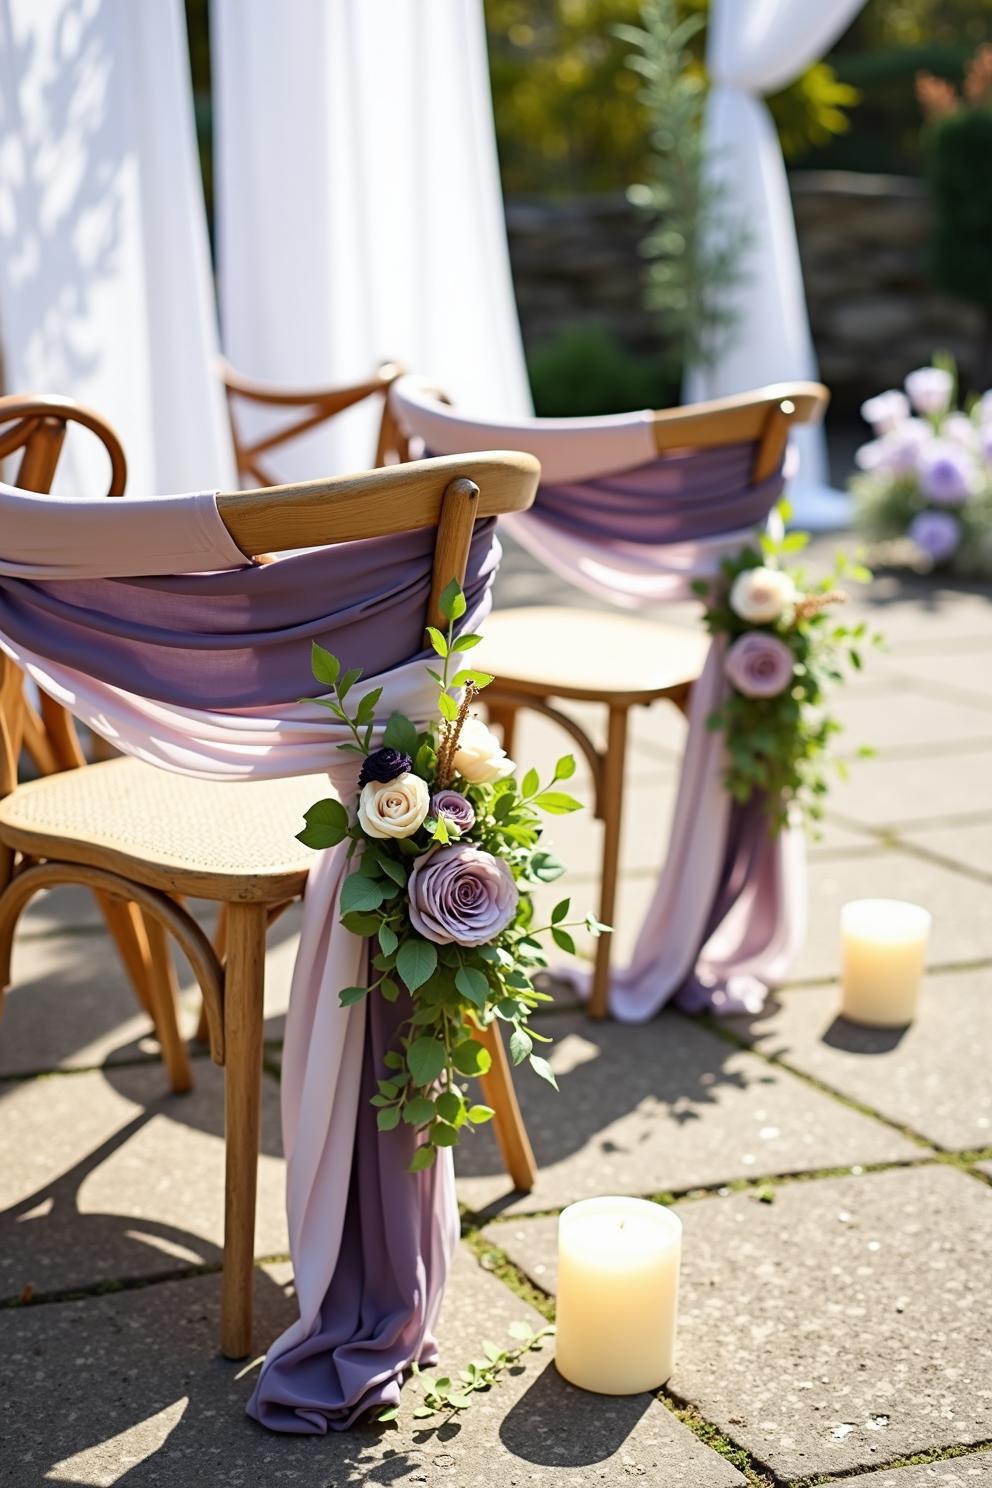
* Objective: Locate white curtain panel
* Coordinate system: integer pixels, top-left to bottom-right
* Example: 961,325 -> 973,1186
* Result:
0,0 -> 235,496
212,0 -> 532,480
686,0 -> 865,517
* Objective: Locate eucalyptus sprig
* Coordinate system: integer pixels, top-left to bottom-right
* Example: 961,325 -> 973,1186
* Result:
376,1320 -> 555,1424
297,580 -> 610,1171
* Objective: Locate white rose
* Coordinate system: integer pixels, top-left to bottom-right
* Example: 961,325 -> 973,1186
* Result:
358,771 -> 430,839
729,566 -> 796,626
904,367 -> 953,417
860,389 -> 909,434
453,716 -> 515,784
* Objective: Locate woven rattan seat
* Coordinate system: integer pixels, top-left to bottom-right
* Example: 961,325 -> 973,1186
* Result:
0,757 -> 322,901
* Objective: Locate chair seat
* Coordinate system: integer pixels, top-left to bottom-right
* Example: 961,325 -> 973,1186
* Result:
0,757 -> 324,901
476,606 -> 709,703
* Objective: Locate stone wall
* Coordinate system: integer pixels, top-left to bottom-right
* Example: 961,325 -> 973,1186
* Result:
504,172 -> 980,412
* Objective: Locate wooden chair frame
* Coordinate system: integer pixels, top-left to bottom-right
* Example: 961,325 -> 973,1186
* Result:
0,398 -> 540,1357
220,358 -> 404,489
387,381 -> 830,1019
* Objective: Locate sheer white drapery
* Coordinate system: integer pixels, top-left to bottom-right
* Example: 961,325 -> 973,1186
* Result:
685,0 -> 865,524
211,0 -> 532,478
0,0 -> 235,496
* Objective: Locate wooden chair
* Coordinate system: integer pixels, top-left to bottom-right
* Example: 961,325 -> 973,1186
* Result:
219,358 -> 403,487
0,410 -> 540,1356
387,379 -> 829,1019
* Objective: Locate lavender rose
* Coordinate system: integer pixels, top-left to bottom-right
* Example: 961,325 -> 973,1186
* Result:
919,441 -> 978,505
908,510 -> 961,565
430,789 -> 476,835
408,842 -> 518,946
724,632 -> 795,700
359,747 -> 413,789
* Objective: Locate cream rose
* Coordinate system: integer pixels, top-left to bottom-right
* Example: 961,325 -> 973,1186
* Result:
729,566 -> 796,625
453,716 -> 515,785
357,771 -> 430,839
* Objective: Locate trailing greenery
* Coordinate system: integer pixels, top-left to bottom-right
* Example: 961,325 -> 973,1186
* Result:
377,1320 -> 554,1423
298,580 -> 607,1173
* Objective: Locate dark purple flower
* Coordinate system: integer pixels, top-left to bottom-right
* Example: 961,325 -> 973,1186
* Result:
358,747 -> 412,790
724,632 -> 795,700
408,842 -> 518,946
908,510 -> 961,565
430,789 -> 476,835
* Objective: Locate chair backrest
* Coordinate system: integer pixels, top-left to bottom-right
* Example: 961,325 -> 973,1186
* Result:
0,396 -> 129,788
387,376 -> 829,491
220,360 -> 404,488
0,392 -> 540,795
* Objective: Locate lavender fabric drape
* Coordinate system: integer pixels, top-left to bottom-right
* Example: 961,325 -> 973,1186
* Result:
389,376 -> 803,1020
0,494 -> 499,1433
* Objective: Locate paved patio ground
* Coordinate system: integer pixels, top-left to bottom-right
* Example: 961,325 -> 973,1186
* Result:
0,532 -> 990,1487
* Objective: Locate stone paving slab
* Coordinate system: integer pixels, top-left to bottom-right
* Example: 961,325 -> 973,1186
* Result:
0,1247 -> 745,1488
455,1011 -> 918,1216
790,849 -> 992,983
844,1454 -> 992,1485
830,688 -> 992,757
486,1166 -> 992,1481
724,968 -> 992,1151
0,1062 -> 286,1299
825,748 -> 992,831
881,643 -> 992,703
0,907 -> 299,1076
902,821 -> 992,884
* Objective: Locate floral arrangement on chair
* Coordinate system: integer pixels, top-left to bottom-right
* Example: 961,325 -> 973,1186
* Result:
297,580 -> 607,1172
851,363 -> 992,578
696,516 -> 876,832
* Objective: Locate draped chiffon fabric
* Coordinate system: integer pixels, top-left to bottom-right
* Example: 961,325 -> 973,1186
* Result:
389,377 -> 804,1019
0,493 -> 499,1432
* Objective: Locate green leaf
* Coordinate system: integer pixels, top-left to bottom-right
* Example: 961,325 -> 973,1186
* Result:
509,1027 -> 533,1065
338,666 -> 362,700
529,1054 -> 559,1090
297,796 -> 350,849
451,669 -> 494,689
508,1320 -> 534,1341
378,923 -> 398,957
355,686 -> 383,725
412,1404 -> 435,1418
467,1104 -> 495,1124
383,1050 -> 404,1070
451,1039 -> 492,1077
403,1095 -> 436,1127
431,1121 -> 460,1147
553,754 -> 577,781
407,1036 -> 447,1086
340,873 -> 388,915
376,1105 -> 401,1132
341,910 -> 382,935
452,633 -> 482,652
409,1144 -> 437,1173
426,626 -> 449,658
310,643 -> 341,687
378,855 -> 407,888
550,897 -> 570,925
338,985 -> 368,1007
438,691 -> 458,722
438,579 -> 466,622
552,927 -> 577,955
382,712 -> 419,755
397,938 -> 438,993
532,791 -> 583,815
455,965 -> 490,1009
377,1405 -> 400,1422
530,851 -> 565,883
447,1392 -> 473,1408
521,767 -> 539,798
431,814 -> 450,845
435,1089 -> 464,1124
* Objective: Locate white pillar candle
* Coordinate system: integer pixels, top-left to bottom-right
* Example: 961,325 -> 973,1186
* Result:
555,1196 -> 681,1396
840,898 -> 931,1027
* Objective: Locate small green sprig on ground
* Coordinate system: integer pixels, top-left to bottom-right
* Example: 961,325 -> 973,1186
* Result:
376,1320 -> 555,1425
695,508 -> 882,832
298,579 -> 609,1171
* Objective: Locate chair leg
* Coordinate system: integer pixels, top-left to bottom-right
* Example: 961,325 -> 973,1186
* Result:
141,913 -> 193,1094
486,698 -> 518,759
95,892 -> 155,1017
194,903 -> 228,1045
477,1021 -> 537,1192
221,902 -> 267,1359
589,704 -> 629,1021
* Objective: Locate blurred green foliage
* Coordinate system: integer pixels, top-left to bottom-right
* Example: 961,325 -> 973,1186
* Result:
527,321 -> 679,415
926,109 -> 992,310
